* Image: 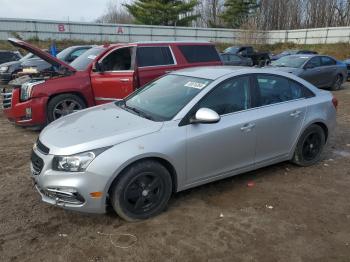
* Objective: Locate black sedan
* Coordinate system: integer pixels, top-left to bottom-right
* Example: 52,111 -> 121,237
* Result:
270,54 -> 347,90
220,53 -> 253,66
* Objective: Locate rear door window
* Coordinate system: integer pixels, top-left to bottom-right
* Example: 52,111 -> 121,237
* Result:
321,56 -> 336,66
305,57 -> 321,68
137,46 -> 174,67
178,45 -> 220,63
255,74 -> 310,106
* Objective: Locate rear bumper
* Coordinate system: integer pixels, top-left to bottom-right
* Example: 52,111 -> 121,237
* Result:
2,88 -> 48,127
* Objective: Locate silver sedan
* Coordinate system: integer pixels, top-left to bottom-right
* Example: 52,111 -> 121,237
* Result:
31,66 -> 337,221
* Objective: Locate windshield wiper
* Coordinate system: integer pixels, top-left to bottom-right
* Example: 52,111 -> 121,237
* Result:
121,103 -> 154,121
115,99 -> 155,120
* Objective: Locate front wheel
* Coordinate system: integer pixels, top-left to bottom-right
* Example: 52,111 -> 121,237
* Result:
110,160 -> 173,221
47,94 -> 86,123
292,125 -> 326,166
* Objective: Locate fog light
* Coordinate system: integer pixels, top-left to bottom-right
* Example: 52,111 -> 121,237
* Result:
25,107 -> 32,118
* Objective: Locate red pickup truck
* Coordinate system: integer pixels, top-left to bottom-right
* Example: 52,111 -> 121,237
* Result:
2,38 -> 222,128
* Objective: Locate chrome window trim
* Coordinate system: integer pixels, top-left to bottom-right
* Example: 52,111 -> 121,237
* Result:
95,97 -> 119,101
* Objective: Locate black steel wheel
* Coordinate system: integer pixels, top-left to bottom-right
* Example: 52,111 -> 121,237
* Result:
47,94 -> 86,123
111,160 -> 172,221
292,124 -> 326,166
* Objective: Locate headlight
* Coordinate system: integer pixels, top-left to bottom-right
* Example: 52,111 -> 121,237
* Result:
20,80 -> 45,101
52,147 -> 111,172
0,66 -> 9,72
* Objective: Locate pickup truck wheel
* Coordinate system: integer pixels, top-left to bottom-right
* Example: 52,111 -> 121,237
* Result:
330,74 -> 343,91
292,125 -> 325,167
47,94 -> 86,123
111,160 -> 172,221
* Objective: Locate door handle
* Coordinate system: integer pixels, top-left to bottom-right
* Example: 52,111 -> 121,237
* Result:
119,78 -> 130,82
290,110 -> 301,117
240,123 -> 255,132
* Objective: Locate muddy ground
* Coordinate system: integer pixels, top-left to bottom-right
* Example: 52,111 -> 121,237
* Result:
0,83 -> 350,262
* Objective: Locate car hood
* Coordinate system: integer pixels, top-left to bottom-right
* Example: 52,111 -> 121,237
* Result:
268,66 -> 303,75
39,103 -> 164,155
0,60 -> 21,68
21,58 -> 50,67
8,38 -> 75,73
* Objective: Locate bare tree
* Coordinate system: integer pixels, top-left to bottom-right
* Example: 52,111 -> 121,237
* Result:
96,0 -> 133,24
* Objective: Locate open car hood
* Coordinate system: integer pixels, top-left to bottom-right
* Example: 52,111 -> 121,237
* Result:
8,38 -> 76,73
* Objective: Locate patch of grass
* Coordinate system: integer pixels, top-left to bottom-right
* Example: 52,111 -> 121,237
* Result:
1,39 -> 349,60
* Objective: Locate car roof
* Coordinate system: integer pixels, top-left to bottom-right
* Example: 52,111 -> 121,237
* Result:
172,66 -> 254,80
286,54 -> 318,58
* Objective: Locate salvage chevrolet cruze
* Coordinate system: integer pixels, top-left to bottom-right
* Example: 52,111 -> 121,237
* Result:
30,66 -> 337,221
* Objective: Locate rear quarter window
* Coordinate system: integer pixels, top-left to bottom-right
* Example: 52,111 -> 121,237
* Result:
178,45 -> 220,63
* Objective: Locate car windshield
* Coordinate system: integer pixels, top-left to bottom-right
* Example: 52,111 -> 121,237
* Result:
121,74 -> 212,121
19,53 -> 34,62
224,47 -> 239,53
70,46 -> 106,71
56,47 -> 74,60
271,56 -> 309,68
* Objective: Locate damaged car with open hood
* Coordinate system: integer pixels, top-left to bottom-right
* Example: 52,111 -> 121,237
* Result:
2,38 -> 222,128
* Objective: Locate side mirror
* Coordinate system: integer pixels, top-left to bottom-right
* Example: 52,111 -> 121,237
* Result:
190,108 -> 220,124
93,62 -> 104,72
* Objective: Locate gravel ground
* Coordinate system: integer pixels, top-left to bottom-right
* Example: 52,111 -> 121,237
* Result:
0,83 -> 350,262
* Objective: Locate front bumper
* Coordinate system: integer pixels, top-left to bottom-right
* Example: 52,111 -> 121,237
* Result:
2,88 -> 48,127
30,148 -> 109,214
0,72 -> 12,83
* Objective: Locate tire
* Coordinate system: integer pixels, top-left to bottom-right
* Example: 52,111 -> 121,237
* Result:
110,160 -> 173,221
47,93 -> 86,123
292,124 -> 326,167
330,74 -> 343,91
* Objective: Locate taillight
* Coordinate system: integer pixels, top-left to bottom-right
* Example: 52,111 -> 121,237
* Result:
332,96 -> 338,110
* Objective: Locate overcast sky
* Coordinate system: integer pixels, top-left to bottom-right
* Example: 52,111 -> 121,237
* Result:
0,0 -> 117,22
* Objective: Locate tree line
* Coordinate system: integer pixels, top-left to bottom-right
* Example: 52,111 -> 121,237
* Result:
96,0 -> 350,30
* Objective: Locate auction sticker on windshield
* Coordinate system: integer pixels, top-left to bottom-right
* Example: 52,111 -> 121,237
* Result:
184,81 -> 209,89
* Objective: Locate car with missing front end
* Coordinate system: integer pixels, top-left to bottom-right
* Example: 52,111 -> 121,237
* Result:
31,66 -> 337,221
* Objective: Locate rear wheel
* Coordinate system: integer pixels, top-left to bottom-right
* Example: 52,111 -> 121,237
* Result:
47,94 -> 86,123
110,160 -> 172,221
330,74 -> 343,91
292,125 -> 326,166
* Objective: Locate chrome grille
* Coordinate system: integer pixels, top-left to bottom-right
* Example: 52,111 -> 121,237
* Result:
1,91 -> 12,109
